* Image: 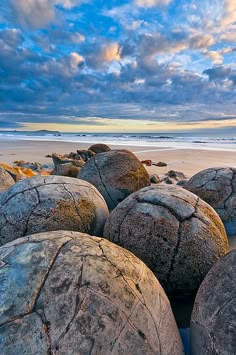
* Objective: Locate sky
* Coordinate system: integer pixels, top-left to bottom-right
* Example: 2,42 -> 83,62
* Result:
0,0 -> 236,132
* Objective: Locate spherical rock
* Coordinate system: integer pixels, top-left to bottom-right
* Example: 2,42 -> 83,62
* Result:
89,143 -> 111,154
0,231 -> 184,355
79,149 -> 151,210
191,250 -> 236,355
185,167 -> 236,236
104,185 -> 228,299
0,166 -> 15,193
0,175 -> 109,245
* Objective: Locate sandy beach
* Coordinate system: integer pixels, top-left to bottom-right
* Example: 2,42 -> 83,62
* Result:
1,139 -> 236,179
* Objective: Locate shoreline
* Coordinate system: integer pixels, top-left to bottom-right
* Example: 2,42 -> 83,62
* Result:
1,138 -> 236,179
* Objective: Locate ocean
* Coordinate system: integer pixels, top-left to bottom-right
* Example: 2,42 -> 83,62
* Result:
1,131 -> 236,151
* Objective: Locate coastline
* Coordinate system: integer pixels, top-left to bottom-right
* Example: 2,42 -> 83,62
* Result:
1,138 -> 236,179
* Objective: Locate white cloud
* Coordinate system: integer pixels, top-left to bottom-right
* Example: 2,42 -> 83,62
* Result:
135,0 -> 172,7
10,0 -> 81,28
221,0 -> 236,27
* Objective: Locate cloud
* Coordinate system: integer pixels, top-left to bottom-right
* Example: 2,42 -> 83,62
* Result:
221,0 -> 236,27
101,42 -> 121,62
9,0 -> 81,29
134,0 -> 172,7
0,120 -> 23,129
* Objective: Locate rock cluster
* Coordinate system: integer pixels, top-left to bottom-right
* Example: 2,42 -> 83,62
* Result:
0,175 -> 109,245
0,231 -> 184,355
185,167 -> 236,236
79,149 -> 151,209
104,185 -> 228,299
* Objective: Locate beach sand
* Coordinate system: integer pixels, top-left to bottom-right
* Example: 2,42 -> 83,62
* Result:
1,139 -> 236,178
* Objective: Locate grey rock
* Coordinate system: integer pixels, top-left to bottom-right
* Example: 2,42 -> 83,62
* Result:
52,153 -> 84,168
0,231 -> 184,355
167,170 -> 186,180
0,175 -> 109,245
177,179 -> 188,187
155,162 -> 167,167
150,174 -> 161,184
191,250 -> 236,355
163,177 -> 173,184
76,150 -> 96,162
79,149 -> 151,210
104,185 -> 228,300
185,167 -> 236,236
52,163 -> 81,178
0,166 -> 15,193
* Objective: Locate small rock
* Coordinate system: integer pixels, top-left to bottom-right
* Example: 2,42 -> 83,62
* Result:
164,177 -> 173,184
141,160 -> 152,166
150,174 -> 161,184
45,154 -> 52,158
89,144 -> 111,154
177,179 -> 188,187
154,162 -> 168,167
167,170 -> 186,180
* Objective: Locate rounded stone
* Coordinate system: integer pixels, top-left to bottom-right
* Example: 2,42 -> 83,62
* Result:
78,149 -> 151,210
104,185 -> 228,299
185,167 -> 236,236
0,175 -> 109,245
89,143 -> 111,154
191,250 -> 236,355
0,231 -> 184,354
0,166 -> 15,193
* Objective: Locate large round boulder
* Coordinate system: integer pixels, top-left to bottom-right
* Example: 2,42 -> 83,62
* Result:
0,166 -> 15,192
104,185 -> 228,299
0,175 -> 109,245
185,167 -> 236,236
89,143 -> 111,154
78,149 -> 151,210
191,250 -> 236,355
0,231 -> 184,354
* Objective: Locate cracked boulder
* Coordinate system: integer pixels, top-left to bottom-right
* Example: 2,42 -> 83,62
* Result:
89,143 -> 111,154
104,185 -> 228,300
0,175 -> 109,245
0,166 -> 15,193
185,167 -> 236,236
0,231 -> 184,355
191,250 -> 236,355
78,149 -> 151,210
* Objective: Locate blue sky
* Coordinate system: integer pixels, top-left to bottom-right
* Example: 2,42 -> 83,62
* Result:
0,0 -> 235,132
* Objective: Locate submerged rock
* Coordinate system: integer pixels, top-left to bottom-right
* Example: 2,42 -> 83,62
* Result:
79,149 -> 151,210
104,185 -> 228,300
0,175 -> 109,245
0,231 -> 184,355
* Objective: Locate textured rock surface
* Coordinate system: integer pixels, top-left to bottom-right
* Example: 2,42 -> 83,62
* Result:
185,167 -> 236,236
191,250 -> 236,355
0,166 -> 15,193
0,175 -> 109,245
0,231 -> 184,355
52,163 -> 81,177
89,143 -> 111,154
79,149 -> 151,210
104,185 -> 228,299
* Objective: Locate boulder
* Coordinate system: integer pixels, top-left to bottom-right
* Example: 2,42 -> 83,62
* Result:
79,149 -> 151,210
150,174 -> 161,184
89,143 -> 111,154
52,163 -> 81,178
76,150 -> 96,162
0,231 -> 184,355
163,177 -> 173,184
0,166 -> 15,193
185,167 -> 236,236
0,175 -> 109,245
177,179 -> 188,187
167,170 -> 186,180
52,153 -> 84,168
104,185 -> 228,299
191,250 -> 236,355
